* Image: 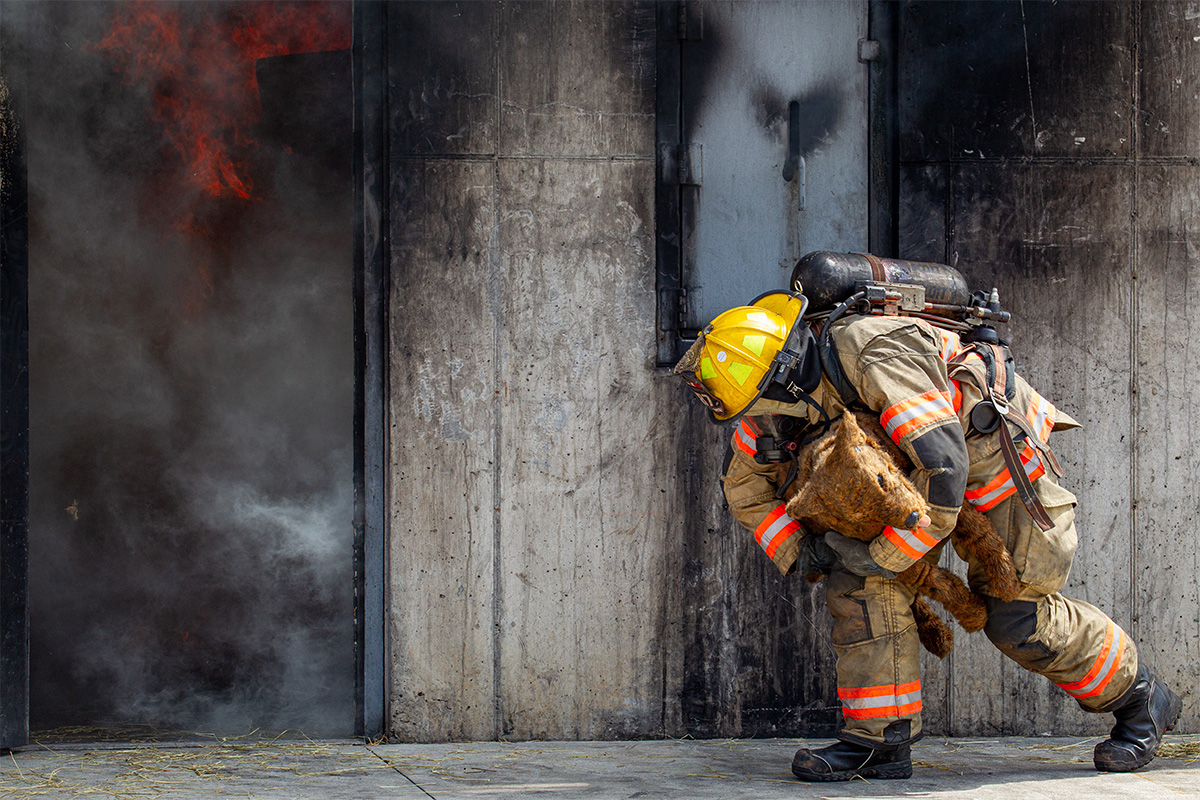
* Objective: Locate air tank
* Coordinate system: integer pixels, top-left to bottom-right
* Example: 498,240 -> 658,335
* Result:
790,251 -> 972,312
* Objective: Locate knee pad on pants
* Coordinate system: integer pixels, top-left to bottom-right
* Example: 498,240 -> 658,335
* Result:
984,597 -> 1057,668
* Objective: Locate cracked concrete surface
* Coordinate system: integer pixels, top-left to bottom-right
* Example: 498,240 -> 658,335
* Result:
2,737 -> 1198,799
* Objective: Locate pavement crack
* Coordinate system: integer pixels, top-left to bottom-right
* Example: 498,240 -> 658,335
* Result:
366,746 -> 438,799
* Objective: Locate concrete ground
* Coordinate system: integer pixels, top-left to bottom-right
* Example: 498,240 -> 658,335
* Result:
2,736 -> 1197,799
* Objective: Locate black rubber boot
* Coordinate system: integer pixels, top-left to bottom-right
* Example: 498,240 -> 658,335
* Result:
1094,665 -> 1182,772
791,740 -> 912,782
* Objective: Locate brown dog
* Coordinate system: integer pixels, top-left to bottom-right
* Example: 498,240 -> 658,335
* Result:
783,411 -> 1020,657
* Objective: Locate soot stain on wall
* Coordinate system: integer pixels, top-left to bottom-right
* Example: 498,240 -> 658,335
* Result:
752,81 -> 843,156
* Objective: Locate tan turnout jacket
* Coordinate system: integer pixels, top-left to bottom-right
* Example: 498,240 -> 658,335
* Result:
723,314 -> 1078,582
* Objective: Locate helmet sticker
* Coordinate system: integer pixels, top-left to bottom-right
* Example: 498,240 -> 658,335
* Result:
742,334 -> 766,356
727,361 -> 753,386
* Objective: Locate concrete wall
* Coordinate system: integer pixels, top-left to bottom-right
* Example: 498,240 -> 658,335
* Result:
386,1 -> 677,741
897,1 -> 1198,736
383,0 -> 1198,741
384,0 -> 839,743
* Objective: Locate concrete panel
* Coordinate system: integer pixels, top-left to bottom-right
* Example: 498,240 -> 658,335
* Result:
389,160 -> 497,741
899,164 -> 948,264
495,159 -> 661,739
1133,165 -> 1200,733
1140,2 -> 1200,158
499,1 -> 655,158
388,3 -> 497,156
945,164 -> 1133,735
899,2 -> 1131,162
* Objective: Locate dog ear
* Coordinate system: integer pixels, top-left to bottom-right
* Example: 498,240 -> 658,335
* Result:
835,411 -> 867,453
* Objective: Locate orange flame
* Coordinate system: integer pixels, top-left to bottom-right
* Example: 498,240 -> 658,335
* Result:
93,1 -> 351,204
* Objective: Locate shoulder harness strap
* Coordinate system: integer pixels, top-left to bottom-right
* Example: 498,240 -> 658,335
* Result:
951,342 -> 1058,531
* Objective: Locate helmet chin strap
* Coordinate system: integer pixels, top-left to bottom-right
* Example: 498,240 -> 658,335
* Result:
757,295 -> 831,425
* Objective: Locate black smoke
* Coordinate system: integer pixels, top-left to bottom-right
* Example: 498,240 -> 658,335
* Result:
4,2 -> 354,737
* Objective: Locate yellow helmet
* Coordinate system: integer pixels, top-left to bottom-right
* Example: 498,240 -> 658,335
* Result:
675,291 -> 818,422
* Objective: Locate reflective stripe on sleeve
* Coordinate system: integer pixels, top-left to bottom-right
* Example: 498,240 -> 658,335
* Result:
838,680 -> 923,720
1057,622 -> 1126,699
964,439 -> 1045,511
948,378 -> 962,414
882,525 -> 939,560
938,329 -> 963,361
755,504 -> 801,560
1026,390 -> 1057,443
733,418 -> 758,457
880,389 -> 957,444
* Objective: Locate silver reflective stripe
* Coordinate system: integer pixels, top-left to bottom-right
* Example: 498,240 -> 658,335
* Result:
1064,626 -> 1124,698
1029,394 -> 1053,440
758,510 -> 794,552
887,527 -> 934,556
969,480 -> 1012,509
841,688 -> 922,711
968,445 -> 1042,509
735,423 -> 756,454
883,395 -> 952,438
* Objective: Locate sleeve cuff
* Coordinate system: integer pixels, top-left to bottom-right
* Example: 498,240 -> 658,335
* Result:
770,530 -> 802,576
868,505 -> 959,573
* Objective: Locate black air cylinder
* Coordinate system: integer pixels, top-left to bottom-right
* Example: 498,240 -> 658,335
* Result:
791,251 -> 971,312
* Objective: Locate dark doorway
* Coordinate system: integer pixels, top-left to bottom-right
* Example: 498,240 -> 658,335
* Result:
5,1 -> 355,739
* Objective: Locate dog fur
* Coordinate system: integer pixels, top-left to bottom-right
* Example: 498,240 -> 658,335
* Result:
782,411 -> 1020,657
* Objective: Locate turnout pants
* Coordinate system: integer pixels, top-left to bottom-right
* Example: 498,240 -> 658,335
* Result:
826,474 -> 1139,748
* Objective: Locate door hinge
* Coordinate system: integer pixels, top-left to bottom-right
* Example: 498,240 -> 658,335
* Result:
677,1 -> 703,40
659,143 -> 702,186
657,288 -> 689,332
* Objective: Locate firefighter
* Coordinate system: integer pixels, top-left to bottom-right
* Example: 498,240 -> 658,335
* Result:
675,288 -> 1182,782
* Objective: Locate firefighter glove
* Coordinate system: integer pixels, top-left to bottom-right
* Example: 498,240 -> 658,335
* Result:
824,530 -> 898,579
795,533 -> 839,576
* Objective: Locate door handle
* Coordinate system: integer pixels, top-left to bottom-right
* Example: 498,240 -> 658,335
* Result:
782,100 -> 805,209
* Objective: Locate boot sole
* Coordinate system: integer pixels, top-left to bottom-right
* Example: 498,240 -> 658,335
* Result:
1094,690 -> 1183,773
791,760 -> 913,782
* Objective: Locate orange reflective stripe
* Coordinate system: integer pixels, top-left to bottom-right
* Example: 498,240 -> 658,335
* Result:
966,441 -> 1037,497
733,419 -> 757,457
1057,623 -> 1126,699
948,378 -> 962,414
839,680 -> 922,719
964,440 -> 1045,511
838,679 -> 920,699
880,389 -> 956,444
882,525 -> 939,560
755,504 -> 801,560
1026,390 -> 1057,443
939,329 -> 963,361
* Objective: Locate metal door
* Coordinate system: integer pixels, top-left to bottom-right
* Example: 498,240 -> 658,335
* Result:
657,0 -> 874,357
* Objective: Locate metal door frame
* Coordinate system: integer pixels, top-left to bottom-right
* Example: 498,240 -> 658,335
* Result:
353,0 -> 390,741
0,41 -> 31,750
